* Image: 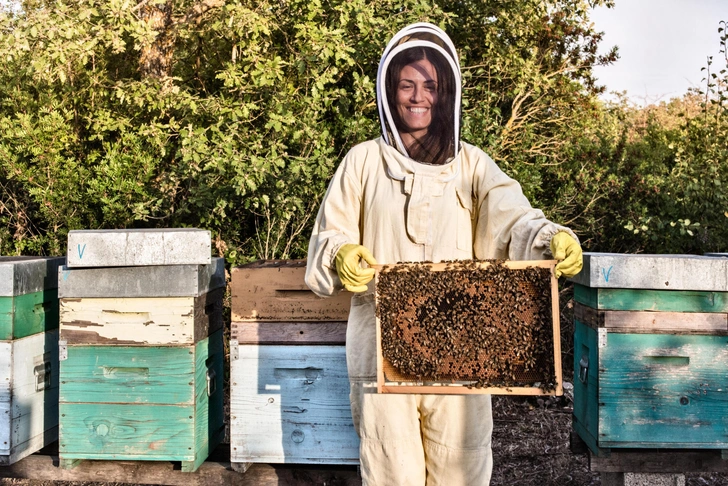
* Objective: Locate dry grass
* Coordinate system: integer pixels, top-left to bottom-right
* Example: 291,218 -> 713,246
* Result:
491,393 -> 598,485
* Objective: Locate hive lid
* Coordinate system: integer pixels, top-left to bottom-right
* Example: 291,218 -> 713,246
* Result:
567,252 -> 728,291
0,256 -> 66,296
66,228 -> 211,267
59,257 -> 225,298
237,259 -> 306,269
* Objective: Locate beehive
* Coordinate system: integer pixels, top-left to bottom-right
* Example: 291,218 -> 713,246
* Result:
375,259 -> 561,395
57,236 -> 224,472
569,252 -> 728,456
229,260 -> 359,471
0,256 -> 65,465
58,329 -> 224,471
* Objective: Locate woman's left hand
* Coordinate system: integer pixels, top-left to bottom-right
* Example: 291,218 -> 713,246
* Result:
550,232 -> 583,279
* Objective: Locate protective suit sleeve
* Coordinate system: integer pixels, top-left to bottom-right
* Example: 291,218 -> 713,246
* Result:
471,149 -> 578,261
305,149 -> 364,297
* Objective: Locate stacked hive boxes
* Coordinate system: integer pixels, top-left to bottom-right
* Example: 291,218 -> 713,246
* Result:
57,229 -> 225,471
0,257 -> 65,465
229,260 -> 359,471
569,253 -> 728,455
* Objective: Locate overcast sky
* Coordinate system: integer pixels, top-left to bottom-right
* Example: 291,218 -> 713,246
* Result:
591,0 -> 728,105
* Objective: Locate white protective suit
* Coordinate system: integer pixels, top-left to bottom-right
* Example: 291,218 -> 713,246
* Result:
305,23 -> 577,486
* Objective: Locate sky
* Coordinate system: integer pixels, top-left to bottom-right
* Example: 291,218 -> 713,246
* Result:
591,0 -> 728,105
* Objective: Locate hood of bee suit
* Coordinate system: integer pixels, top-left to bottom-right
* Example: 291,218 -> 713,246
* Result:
377,24 -> 463,247
377,23 -> 462,166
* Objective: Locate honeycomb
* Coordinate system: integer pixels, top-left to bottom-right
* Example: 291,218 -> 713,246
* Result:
375,260 -> 557,391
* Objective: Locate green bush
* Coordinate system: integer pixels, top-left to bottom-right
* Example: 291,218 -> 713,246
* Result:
9,1 -> 723,261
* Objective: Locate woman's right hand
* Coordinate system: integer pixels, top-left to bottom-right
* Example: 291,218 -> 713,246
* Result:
335,244 -> 378,292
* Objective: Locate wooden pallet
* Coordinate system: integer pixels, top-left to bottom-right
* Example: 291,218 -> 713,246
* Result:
589,448 -> 728,473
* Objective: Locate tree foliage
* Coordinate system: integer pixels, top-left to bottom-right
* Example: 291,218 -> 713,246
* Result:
0,0 -> 723,260
552,23 -> 728,254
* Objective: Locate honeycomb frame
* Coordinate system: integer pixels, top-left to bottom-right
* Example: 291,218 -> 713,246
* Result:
374,259 -> 562,395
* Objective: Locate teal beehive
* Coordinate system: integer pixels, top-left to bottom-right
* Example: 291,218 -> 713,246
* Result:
58,329 -> 224,472
57,232 -> 224,472
569,253 -> 728,456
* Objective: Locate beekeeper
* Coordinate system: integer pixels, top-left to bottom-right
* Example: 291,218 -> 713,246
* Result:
305,23 -> 583,486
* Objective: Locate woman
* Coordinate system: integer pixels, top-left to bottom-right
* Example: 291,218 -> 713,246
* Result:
305,23 -> 582,486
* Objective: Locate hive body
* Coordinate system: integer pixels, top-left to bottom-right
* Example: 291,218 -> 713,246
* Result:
375,260 -> 561,395
0,289 -> 58,341
0,256 -> 64,465
57,238 -> 224,472
229,260 -> 359,469
570,252 -> 728,455
58,331 -> 224,471
230,344 -> 359,465
59,291 -> 223,345
58,259 -> 225,298
230,259 -> 351,322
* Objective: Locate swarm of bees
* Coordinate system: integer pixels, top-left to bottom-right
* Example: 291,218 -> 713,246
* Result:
376,260 -> 557,391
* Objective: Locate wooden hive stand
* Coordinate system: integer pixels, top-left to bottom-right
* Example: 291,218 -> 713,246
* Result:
229,260 -> 359,473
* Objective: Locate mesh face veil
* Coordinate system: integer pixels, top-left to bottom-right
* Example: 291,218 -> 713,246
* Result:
377,23 -> 462,165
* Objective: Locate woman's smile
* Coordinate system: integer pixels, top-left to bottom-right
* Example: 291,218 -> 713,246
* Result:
396,59 -> 438,146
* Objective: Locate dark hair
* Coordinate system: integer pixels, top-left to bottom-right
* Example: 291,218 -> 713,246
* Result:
385,46 -> 455,165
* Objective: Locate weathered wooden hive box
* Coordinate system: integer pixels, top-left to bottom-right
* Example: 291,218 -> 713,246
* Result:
0,256 -> 65,465
58,229 -> 224,472
374,260 -> 561,395
229,260 -> 358,470
568,252 -> 728,455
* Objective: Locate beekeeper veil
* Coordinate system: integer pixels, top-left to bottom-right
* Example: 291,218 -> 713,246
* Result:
377,23 -> 462,165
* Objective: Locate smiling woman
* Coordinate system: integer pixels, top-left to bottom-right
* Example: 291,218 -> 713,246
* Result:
395,60 -> 438,143
305,22 -> 584,486
384,46 -> 456,165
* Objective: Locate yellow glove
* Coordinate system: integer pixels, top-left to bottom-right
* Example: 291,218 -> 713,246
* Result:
335,244 -> 378,293
550,231 -> 583,279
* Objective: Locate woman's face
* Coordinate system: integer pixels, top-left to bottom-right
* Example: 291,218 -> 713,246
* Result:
395,58 -> 438,143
